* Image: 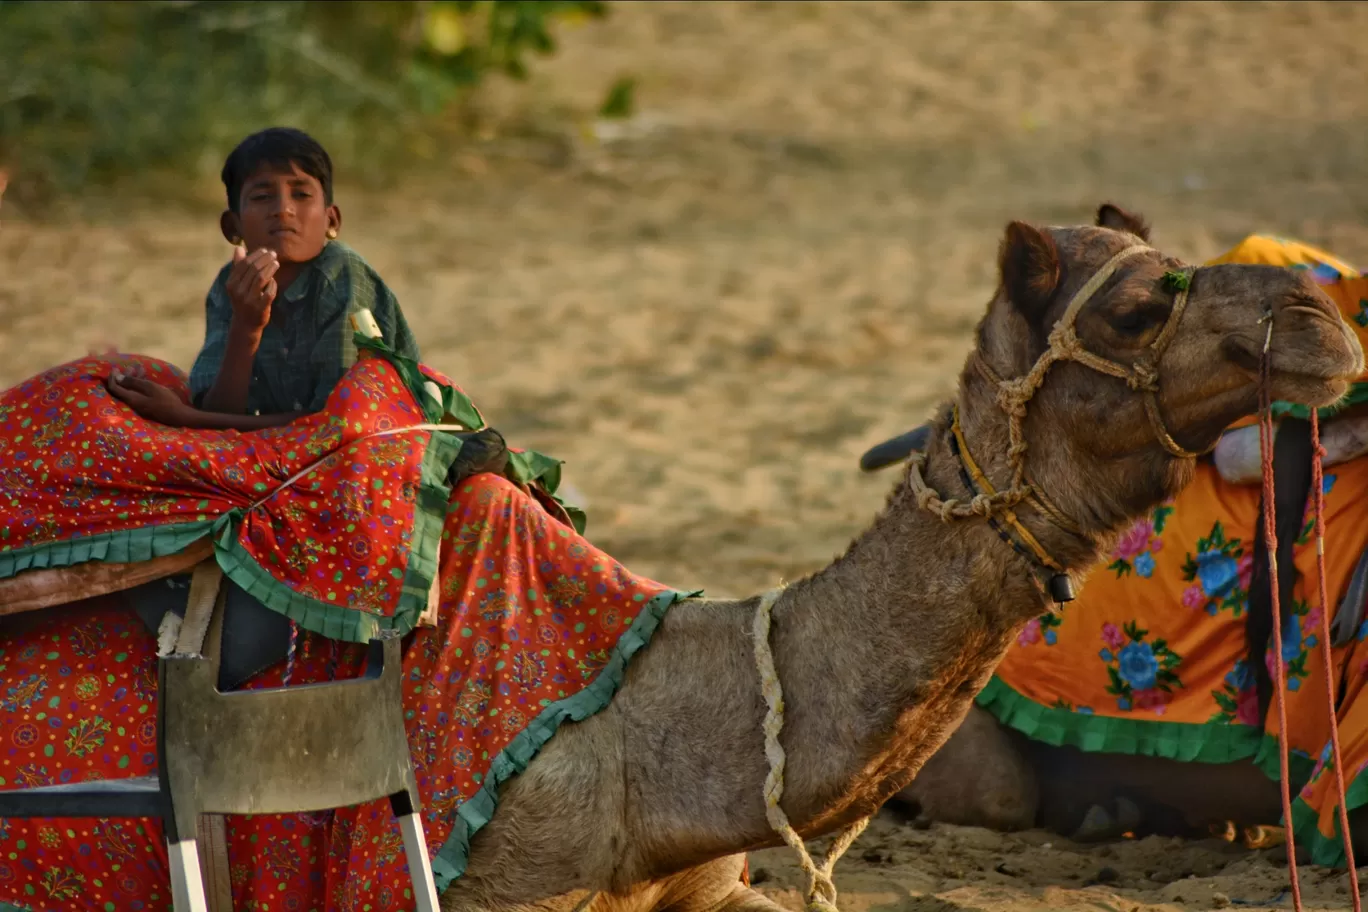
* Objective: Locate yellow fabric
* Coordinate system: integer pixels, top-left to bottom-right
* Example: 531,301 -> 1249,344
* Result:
985,235 -> 1368,865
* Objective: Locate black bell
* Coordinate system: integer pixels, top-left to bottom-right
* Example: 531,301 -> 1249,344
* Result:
1047,573 -> 1076,603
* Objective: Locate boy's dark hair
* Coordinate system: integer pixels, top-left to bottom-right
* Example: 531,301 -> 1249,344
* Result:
220,127 -> 333,213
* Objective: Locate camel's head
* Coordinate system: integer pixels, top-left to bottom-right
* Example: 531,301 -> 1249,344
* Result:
968,203 -> 1365,530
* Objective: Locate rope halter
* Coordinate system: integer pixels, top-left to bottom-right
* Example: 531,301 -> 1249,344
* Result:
977,243 -> 1201,474
908,241 -> 1200,603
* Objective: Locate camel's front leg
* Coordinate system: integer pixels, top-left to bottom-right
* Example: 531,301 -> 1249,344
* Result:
441,719 -> 628,912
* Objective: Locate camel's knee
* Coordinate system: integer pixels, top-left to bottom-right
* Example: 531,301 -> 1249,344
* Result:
894,706 -> 1038,831
655,858 -> 781,912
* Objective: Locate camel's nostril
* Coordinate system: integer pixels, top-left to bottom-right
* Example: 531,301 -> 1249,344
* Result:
1280,284 -> 1341,322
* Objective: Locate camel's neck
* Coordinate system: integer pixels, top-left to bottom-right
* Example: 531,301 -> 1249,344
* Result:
737,382 -> 1171,835
730,415 -> 1099,836
614,371 -> 1182,873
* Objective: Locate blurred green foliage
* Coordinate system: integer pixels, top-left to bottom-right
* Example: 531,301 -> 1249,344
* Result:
0,0 -> 614,204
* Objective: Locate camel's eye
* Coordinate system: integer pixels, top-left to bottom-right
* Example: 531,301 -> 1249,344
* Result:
1109,309 -> 1151,336
1107,300 -> 1168,338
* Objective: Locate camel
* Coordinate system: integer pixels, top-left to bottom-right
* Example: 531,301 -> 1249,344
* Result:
432,204 -> 1363,912
892,704 -> 1300,846
1,204 -> 1360,912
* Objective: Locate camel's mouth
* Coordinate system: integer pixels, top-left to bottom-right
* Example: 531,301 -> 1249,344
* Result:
1249,350 -> 1359,410
1267,370 -> 1354,410
1221,308 -> 1364,409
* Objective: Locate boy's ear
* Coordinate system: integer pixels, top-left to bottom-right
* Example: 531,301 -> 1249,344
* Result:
219,210 -> 243,246
328,205 -> 342,238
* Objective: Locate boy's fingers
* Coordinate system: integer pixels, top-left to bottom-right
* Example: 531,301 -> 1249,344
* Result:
106,378 -> 139,405
232,244 -> 246,264
227,259 -> 252,296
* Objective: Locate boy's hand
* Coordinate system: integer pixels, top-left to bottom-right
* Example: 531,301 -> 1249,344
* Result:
106,374 -> 191,427
225,245 -> 279,332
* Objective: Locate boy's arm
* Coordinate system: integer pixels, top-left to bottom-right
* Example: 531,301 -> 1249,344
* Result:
198,323 -> 264,415
190,250 -> 277,414
107,374 -> 304,430
178,406 -> 304,431
188,276 -> 260,414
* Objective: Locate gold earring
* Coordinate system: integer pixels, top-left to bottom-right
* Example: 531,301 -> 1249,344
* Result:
230,235 -> 243,246
326,228 -> 338,239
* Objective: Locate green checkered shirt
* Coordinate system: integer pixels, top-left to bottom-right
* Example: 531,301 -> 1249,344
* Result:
188,240 -> 421,415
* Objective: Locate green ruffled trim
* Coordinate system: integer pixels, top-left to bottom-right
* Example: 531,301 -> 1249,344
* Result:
355,331 -> 588,534
1251,731 -> 1317,790
214,429 -> 461,644
975,676 -> 1266,763
506,449 -> 587,536
431,587 -> 702,891
978,678 -> 1341,852
1271,380 -> 1368,421
0,592 -> 698,905
1291,768 -> 1368,869
0,520 -> 215,579
354,332 -> 484,428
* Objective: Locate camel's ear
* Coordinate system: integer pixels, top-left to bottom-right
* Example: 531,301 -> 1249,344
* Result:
998,221 -> 1061,325
1095,202 -> 1151,241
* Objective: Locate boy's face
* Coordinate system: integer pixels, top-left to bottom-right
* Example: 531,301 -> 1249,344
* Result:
221,161 -> 340,263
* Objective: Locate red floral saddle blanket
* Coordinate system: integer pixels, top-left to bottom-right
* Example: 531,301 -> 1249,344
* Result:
0,339 -> 569,642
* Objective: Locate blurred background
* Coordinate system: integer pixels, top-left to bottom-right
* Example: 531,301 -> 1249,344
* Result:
2,4 -> 1367,905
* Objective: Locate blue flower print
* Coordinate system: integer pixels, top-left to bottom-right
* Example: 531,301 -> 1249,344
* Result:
1196,551 -> 1239,599
1117,641 -> 1159,691
1225,659 -> 1255,692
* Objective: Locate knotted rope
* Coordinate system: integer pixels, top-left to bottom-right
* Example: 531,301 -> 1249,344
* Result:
909,245 -> 1195,532
752,585 -> 869,912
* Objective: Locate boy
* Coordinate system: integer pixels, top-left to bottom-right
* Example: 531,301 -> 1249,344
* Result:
108,127 -> 421,428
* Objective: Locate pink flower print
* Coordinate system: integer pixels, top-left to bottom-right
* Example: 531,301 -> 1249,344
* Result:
1149,538 -> 1163,553
1132,688 -> 1169,715
1101,623 -> 1125,651
1017,618 -> 1042,647
1113,520 -> 1153,561
1237,554 -> 1254,591
1235,689 -> 1261,726
1304,606 -> 1323,637
1182,584 -> 1207,611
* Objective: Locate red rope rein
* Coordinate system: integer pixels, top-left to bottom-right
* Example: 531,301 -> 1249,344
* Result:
1258,342 -> 1303,910
1311,408 -> 1361,905
1260,328 -> 1361,911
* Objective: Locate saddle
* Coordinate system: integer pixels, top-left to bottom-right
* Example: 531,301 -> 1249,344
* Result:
119,426 -> 516,690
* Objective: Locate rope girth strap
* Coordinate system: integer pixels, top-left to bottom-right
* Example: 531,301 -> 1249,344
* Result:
751,586 -> 869,912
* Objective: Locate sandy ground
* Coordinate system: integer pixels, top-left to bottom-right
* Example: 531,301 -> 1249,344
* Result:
5,2 -> 1368,909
